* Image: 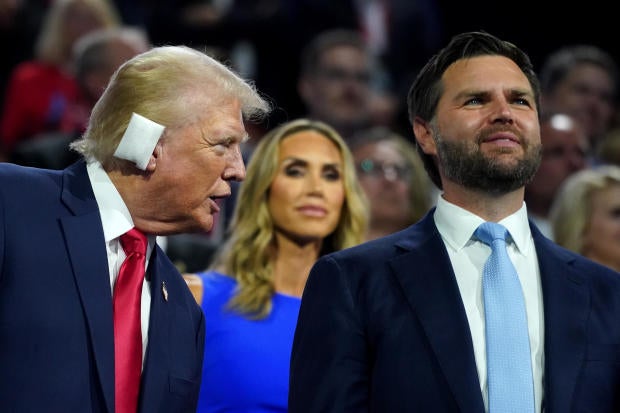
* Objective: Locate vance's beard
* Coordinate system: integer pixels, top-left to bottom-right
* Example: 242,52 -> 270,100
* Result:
434,130 -> 542,195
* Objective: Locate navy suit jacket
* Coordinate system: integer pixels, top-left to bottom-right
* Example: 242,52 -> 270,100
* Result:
0,161 -> 205,413
289,209 -> 620,412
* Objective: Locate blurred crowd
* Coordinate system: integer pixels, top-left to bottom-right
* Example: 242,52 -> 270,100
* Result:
1,0 -> 620,274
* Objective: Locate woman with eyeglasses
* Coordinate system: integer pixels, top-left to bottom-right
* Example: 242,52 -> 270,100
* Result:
349,125 -> 435,241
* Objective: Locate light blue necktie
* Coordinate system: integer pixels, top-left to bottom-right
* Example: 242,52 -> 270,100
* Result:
475,222 -> 535,413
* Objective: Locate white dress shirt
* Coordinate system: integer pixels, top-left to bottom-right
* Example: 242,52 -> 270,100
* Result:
434,196 -> 545,413
87,160 -> 154,364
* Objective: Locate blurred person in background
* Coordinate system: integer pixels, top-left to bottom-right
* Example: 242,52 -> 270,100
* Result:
0,0 -> 48,112
539,44 -> 619,156
64,26 -> 150,133
594,126 -> 620,167
183,118 -> 368,413
550,165 -> 620,272
297,29 -> 397,142
11,25 -> 151,169
0,0 -> 121,159
349,125 -> 434,241
525,112 -> 590,238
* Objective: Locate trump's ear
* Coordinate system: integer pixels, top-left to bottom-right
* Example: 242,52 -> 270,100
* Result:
412,116 -> 437,156
144,141 -> 162,173
114,113 -> 165,170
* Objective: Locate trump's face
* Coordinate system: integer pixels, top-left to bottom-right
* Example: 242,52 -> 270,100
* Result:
148,99 -> 248,235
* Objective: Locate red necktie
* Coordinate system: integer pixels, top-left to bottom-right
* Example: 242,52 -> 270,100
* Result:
114,228 -> 147,413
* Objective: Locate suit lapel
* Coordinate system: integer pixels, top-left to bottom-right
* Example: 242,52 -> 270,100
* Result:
139,247 -> 171,410
391,215 -> 485,412
533,230 -> 588,413
144,246 -> 172,365
387,215 -> 589,412
60,162 -> 115,413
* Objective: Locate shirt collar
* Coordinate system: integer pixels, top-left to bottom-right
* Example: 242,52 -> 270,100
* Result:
434,195 -> 532,254
87,160 -> 134,243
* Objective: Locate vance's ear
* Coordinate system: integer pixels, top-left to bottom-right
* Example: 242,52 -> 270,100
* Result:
412,116 -> 437,156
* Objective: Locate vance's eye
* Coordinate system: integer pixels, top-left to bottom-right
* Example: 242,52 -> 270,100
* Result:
464,97 -> 484,105
513,97 -> 531,106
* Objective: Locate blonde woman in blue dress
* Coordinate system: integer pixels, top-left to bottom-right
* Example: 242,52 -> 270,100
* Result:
184,118 -> 368,412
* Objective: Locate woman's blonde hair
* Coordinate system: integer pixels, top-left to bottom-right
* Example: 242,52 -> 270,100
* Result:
35,0 -> 121,65
550,165 -> 620,253
211,118 -> 369,318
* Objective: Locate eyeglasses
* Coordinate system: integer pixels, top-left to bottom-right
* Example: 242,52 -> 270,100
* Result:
357,159 -> 411,182
316,67 -> 372,84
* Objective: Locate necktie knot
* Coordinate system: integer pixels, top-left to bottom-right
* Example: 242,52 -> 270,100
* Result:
475,222 -> 508,246
120,228 -> 147,257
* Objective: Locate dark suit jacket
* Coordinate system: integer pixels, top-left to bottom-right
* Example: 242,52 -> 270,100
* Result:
0,161 -> 205,413
289,209 -> 620,412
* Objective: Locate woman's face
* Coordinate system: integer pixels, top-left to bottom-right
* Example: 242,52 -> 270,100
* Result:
268,130 -> 345,244
582,183 -> 620,271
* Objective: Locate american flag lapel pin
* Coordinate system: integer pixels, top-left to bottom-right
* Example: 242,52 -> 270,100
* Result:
162,281 -> 169,302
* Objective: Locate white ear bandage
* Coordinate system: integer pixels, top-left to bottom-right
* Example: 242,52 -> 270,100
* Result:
114,112 -> 165,170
